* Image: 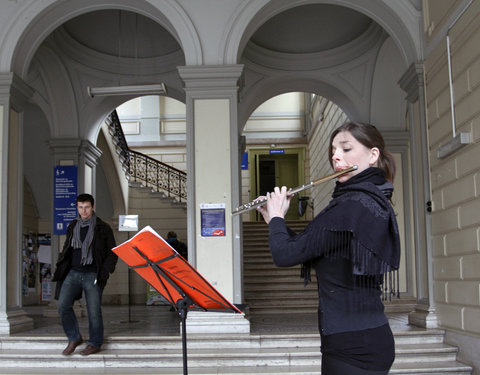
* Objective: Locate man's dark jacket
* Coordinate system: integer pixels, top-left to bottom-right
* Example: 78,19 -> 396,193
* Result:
53,216 -> 118,299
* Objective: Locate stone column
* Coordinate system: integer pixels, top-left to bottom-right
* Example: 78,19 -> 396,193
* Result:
178,65 -> 249,334
398,63 -> 438,328
0,73 -> 34,334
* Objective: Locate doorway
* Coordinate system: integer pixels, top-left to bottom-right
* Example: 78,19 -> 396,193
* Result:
249,148 -> 305,221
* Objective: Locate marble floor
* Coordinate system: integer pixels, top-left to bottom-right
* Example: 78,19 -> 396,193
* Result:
15,304 -> 411,338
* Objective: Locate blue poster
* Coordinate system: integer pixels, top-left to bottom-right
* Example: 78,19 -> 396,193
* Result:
53,166 -> 78,235
200,203 -> 226,237
241,152 -> 248,170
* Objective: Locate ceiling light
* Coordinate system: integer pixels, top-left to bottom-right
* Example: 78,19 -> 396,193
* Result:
87,83 -> 167,98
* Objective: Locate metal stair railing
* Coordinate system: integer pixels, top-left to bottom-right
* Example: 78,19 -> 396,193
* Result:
105,110 -> 187,203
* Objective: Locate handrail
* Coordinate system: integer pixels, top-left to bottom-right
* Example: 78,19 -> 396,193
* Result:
106,110 -> 187,203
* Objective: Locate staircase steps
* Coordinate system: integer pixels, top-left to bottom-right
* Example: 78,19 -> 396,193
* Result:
243,221 -> 311,315
242,221 -> 417,315
0,329 -> 472,374
0,221 -> 472,374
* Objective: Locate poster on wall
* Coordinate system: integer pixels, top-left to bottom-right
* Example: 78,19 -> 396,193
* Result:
38,234 -> 52,302
53,165 -> 78,235
200,203 -> 226,236
22,233 -> 36,296
241,152 -> 248,170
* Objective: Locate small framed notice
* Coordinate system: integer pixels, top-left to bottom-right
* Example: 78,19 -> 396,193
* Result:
200,203 -> 226,237
118,215 -> 139,232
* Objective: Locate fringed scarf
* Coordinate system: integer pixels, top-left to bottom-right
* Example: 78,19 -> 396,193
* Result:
302,167 -> 401,300
71,212 -> 96,265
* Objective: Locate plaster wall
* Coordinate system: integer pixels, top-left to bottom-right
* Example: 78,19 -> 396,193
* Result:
424,1 -> 480,370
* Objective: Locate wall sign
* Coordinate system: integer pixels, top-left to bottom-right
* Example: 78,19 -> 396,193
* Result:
53,166 -> 78,235
269,149 -> 285,154
241,152 -> 248,170
200,203 -> 226,237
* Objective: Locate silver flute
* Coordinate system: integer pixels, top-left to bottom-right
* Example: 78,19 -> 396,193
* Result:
232,165 -> 358,216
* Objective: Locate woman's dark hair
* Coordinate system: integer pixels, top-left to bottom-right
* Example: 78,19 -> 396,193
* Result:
328,121 -> 396,182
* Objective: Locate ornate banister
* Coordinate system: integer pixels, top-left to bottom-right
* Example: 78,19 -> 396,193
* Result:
106,110 -> 187,203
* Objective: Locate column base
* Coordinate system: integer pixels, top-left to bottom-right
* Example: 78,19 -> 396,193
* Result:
184,311 -> 250,334
0,308 -> 34,334
408,304 -> 439,328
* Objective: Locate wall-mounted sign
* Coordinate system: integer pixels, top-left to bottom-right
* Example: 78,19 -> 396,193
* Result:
53,166 -> 78,235
241,152 -> 248,170
118,215 -> 139,232
200,203 -> 226,237
269,149 -> 285,154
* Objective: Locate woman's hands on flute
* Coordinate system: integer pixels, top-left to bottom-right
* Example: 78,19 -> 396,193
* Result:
256,186 -> 291,224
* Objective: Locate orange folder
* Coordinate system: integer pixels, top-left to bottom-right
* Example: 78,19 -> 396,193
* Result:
112,226 -> 241,313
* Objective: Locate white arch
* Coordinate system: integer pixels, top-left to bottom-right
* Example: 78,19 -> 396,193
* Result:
223,0 -> 421,66
239,76 -> 360,128
2,0 -> 203,77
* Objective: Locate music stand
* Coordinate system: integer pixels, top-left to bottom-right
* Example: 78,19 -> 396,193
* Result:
112,226 -> 242,375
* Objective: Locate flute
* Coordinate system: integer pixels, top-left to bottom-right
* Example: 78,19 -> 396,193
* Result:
232,165 -> 358,216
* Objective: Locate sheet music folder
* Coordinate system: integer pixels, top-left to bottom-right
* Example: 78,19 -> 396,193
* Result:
112,225 -> 242,314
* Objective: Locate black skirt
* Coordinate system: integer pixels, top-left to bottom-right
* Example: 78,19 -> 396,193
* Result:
320,323 -> 395,371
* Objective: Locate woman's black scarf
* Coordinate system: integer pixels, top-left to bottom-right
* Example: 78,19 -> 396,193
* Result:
302,167 -> 401,299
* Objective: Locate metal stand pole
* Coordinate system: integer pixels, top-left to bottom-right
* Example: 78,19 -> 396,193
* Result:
176,297 -> 192,375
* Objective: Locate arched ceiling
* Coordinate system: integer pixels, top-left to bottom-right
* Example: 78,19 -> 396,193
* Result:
250,4 -> 373,54
238,3 -> 391,126
61,9 -> 181,58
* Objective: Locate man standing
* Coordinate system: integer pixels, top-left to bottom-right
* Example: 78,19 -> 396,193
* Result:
53,193 -> 117,356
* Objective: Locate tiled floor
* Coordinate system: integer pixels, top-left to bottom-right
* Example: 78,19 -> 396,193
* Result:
16,304 -> 412,338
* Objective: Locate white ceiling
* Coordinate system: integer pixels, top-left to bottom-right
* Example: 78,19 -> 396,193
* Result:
60,4 -> 376,59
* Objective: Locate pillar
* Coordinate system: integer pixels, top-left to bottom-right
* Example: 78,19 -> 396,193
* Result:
398,63 -> 438,328
178,65 -> 248,333
0,73 -> 34,334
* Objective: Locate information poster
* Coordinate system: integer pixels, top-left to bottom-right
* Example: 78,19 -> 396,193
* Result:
53,166 -> 78,235
241,152 -> 248,170
200,203 -> 226,236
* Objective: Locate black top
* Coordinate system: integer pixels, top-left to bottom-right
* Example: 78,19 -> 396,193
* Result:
53,216 -> 117,295
269,218 -> 389,336
267,168 -> 400,371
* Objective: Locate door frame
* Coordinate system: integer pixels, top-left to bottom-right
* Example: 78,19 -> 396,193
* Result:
248,147 -> 306,221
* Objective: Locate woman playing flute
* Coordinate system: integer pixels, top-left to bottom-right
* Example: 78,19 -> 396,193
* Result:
256,121 -> 401,375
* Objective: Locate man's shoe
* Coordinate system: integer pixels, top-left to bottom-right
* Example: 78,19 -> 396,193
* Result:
79,345 -> 101,356
62,338 -> 83,355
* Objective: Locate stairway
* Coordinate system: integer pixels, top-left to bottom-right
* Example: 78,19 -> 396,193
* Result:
0,328 -> 472,374
240,220 -> 472,375
0,220 -> 472,374
243,221 -> 417,315
127,184 -> 187,242
243,221 -> 317,315
105,110 -> 187,207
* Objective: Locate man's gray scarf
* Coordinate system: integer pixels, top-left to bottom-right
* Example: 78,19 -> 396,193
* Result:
71,212 -> 96,265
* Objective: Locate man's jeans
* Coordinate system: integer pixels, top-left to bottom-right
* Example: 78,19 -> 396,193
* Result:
57,270 -> 104,348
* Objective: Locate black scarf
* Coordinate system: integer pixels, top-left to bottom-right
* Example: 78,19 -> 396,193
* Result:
303,167 -> 401,298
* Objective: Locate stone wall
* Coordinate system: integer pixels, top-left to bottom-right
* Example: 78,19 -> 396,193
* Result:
424,0 -> 480,368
